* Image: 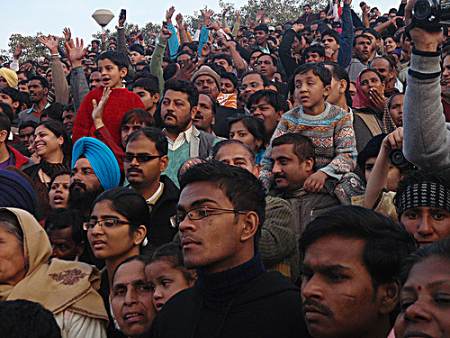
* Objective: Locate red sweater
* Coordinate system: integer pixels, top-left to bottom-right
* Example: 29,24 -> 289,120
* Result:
72,87 -> 145,146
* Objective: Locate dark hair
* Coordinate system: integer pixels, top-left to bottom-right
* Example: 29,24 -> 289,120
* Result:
28,75 -> 50,89
0,112 -> 11,135
247,89 -> 283,112
387,92 -> 404,111
0,104 -> 14,124
353,33 -> 372,47
212,139 -> 256,164
45,209 -> 84,245
97,51 -> 130,71
37,120 -> 72,164
0,300 -> 62,338
290,63 -> 332,95
127,127 -> 168,156
322,29 -> 340,44
179,160 -> 266,244
299,206 -> 417,288
92,187 -> 151,235
221,72 -> 238,90
150,242 -> 196,283
164,79 -> 199,108
176,50 -> 194,61
0,87 -> 20,103
254,24 -> 269,34
321,61 -> 352,107
111,254 -> 152,285
229,115 -> 267,148
120,108 -> 154,130
370,55 -> 398,74
48,169 -> 71,189
132,76 -> 160,95
257,53 -> 278,67
198,93 -> 217,116
400,238 -> 450,284
359,68 -> 383,82
210,53 -> 233,67
303,45 -> 325,59
241,70 -> 271,87
272,133 -> 315,164
363,27 -> 382,40
249,49 -> 263,59
18,120 -> 38,132
42,103 -> 65,121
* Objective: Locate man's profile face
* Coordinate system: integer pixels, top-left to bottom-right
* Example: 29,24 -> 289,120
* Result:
301,235 -> 384,338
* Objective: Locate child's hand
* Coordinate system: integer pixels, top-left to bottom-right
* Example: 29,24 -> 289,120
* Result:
91,87 -> 111,128
303,171 -> 328,193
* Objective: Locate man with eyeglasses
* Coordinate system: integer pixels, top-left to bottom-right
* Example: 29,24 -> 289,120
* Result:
150,160 -> 308,338
69,137 -> 121,218
124,127 -> 179,250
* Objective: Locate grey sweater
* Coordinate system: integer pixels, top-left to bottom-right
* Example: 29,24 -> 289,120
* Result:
404,51 -> 450,170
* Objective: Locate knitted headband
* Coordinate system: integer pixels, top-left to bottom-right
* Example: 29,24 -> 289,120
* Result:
395,181 -> 450,216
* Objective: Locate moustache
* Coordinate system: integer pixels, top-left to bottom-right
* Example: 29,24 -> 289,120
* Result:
274,173 -> 287,180
163,112 -> 177,120
126,168 -> 143,174
70,180 -> 86,191
302,298 -> 333,317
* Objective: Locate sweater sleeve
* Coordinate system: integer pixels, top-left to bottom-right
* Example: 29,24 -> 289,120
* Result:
403,50 -> 450,170
319,112 -> 357,179
279,29 -> 299,76
167,23 -> 180,60
72,90 -> 95,143
259,196 -> 297,267
197,26 -> 209,56
50,56 -> 70,105
150,42 -> 167,96
70,66 -> 90,112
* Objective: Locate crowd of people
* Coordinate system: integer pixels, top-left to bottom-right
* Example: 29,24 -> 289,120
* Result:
0,0 -> 449,337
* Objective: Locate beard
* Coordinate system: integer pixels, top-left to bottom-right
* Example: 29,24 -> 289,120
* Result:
68,181 -> 103,214
163,114 -> 192,134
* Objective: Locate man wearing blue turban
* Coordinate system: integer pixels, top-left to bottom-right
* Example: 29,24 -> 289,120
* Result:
69,137 -> 121,216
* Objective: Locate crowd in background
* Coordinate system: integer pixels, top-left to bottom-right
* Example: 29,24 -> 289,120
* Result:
0,0 -> 449,337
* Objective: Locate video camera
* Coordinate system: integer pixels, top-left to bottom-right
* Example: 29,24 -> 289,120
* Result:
413,0 -> 450,30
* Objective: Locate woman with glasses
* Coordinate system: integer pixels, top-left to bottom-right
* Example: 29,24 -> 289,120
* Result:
85,187 -> 149,337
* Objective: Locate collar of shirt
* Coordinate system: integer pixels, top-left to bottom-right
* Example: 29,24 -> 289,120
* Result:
166,125 -> 194,151
146,182 -> 164,206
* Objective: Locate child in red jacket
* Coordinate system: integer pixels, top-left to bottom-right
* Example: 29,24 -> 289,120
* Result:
72,51 -> 144,146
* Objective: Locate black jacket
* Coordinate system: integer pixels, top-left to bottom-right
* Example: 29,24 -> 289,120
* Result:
149,256 -> 309,338
147,175 -> 180,251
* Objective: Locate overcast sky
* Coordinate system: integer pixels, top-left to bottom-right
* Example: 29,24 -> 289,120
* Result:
0,0 -> 395,51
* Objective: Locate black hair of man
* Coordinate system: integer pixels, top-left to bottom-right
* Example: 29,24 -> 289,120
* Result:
257,53 -> 278,67
97,51 -> 131,71
132,75 -> 160,95
363,27 -> 382,40
247,89 -> 283,112
210,53 -> 233,68
127,126 -> 168,156
400,238 -> 450,284
211,139 -> 257,164
0,103 -> 14,123
272,133 -> 315,164
241,70 -> 271,87
254,24 -> 269,34
322,29 -> 340,44
353,33 -> 373,47
289,62 -> 332,95
164,79 -> 199,108
303,44 -> 325,59
45,208 -> 84,245
179,160 -> 266,244
0,87 -> 20,104
0,112 -> 11,135
199,93 -> 217,116
221,72 -> 238,90
28,75 -> 50,89
299,205 -> 417,288
321,60 -> 352,106
0,300 -> 62,338
120,108 -> 154,130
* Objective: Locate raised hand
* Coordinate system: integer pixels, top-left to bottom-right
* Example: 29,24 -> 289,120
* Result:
92,87 -> 111,126
159,26 -> 172,42
256,9 -> 265,23
63,27 -> 72,41
64,37 -> 85,68
176,13 -> 184,27
201,9 -> 214,26
38,35 -> 59,54
166,6 -> 175,23
13,44 -> 22,59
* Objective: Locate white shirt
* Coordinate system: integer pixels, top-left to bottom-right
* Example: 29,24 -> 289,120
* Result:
166,125 -> 194,151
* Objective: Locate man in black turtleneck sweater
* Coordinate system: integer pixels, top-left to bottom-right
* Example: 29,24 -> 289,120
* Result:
149,161 -> 309,338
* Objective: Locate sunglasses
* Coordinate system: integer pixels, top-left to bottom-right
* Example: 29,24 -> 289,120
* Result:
123,153 -> 162,163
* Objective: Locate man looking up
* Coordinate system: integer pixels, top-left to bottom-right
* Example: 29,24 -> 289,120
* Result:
150,161 -> 308,337
300,206 -> 416,338
124,127 -> 179,249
